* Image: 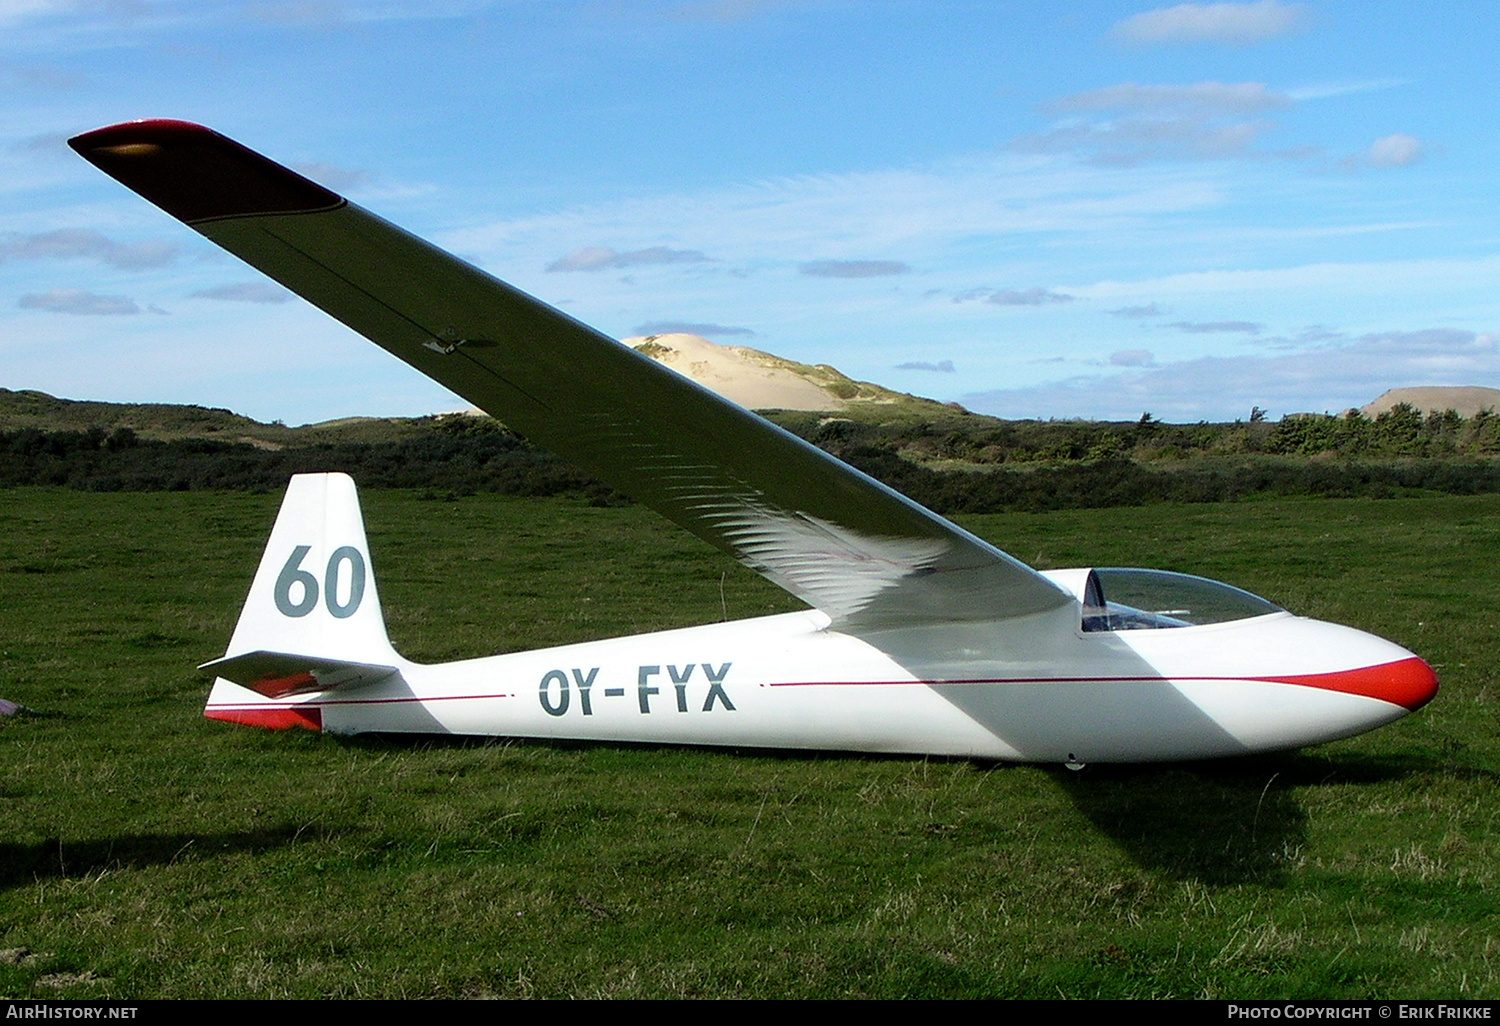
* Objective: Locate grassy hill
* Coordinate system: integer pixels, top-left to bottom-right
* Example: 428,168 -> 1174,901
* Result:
0,388 -> 432,448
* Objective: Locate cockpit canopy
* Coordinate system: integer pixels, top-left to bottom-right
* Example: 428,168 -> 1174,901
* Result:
1078,568 -> 1283,632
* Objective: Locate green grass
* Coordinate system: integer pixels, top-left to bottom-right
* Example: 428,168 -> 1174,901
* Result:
1,489 -> 1496,998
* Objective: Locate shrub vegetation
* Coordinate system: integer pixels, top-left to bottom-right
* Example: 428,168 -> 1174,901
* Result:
5,399 -> 1500,512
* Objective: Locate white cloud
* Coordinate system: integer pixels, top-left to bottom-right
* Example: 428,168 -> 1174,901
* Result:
799,259 -> 908,278
1254,325 -> 1346,350
632,320 -> 755,337
956,287 -> 1073,306
291,161 -> 368,191
1346,133 -> 1424,171
11,62 -> 83,89
1285,78 -> 1409,102
1043,81 -> 1290,116
1015,117 -> 1284,166
402,155 -> 1498,424
1020,81 -> 1303,166
0,0 -> 490,38
1109,349 -> 1154,366
963,329 -> 1500,422
1110,2 -> 1308,47
1168,319 -> 1262,333
444,155 -> 1225,281
1068,256 -> 1500,316
896,359 -> 955,373
1110,304 -> 1163,318
191,282 -> 292,303
19,288 -> 139,315
0,0 -> 74,26
547,246 -> 712,272
0,229 -> 177,269
15,132 -> 70,155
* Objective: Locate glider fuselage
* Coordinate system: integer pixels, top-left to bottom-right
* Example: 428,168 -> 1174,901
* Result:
206,567 -> 1432,762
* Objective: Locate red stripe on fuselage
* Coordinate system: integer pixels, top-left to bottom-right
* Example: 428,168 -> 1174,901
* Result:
201,658 -> 1437,732
768,657 -> 1439,711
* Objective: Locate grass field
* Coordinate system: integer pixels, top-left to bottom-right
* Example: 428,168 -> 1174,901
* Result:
1,488 -> 1496,998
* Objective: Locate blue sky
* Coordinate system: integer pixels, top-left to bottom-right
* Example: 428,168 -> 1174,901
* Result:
2,0 -> 1497,423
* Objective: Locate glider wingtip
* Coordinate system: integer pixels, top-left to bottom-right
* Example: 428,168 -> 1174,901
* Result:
71,118 -> 346,225
69,118 -> 218,150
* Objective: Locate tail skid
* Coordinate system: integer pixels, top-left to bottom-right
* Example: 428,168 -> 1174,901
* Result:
202,473 -> 403,727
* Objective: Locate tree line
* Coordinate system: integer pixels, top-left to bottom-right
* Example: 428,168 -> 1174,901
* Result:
780,404 -> 1500,466
5,403 -> 1500,513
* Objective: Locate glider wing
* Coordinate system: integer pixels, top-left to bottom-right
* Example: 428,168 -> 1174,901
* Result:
71,120 -> 1069,630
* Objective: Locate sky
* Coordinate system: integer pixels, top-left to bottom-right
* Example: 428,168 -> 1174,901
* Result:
2,0 -> 1497,424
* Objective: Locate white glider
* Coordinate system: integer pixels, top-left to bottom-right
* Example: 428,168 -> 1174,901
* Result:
71,120 -> 1437,762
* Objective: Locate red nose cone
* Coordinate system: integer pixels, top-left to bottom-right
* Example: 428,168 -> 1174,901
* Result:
1369,656 -> 1440,711
1266,656 -> 1439,711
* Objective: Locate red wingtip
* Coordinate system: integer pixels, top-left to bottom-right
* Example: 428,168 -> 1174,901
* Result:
70,118 -> 218,145
70,119 -> 345,224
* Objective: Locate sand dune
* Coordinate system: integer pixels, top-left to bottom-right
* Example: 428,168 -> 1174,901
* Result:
624,333 -> 848,411
1361,386 -> 1500,418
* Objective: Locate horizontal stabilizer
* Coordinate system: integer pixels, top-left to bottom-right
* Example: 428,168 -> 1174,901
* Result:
200,650 -> 400,698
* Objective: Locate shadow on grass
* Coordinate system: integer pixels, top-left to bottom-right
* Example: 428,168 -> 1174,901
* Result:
327,732 -> 1483,892
0,824 -> 306,891
1050,750 -> 1440,886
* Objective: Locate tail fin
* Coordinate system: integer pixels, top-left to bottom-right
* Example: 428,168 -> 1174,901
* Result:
201,473 -> 401,707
